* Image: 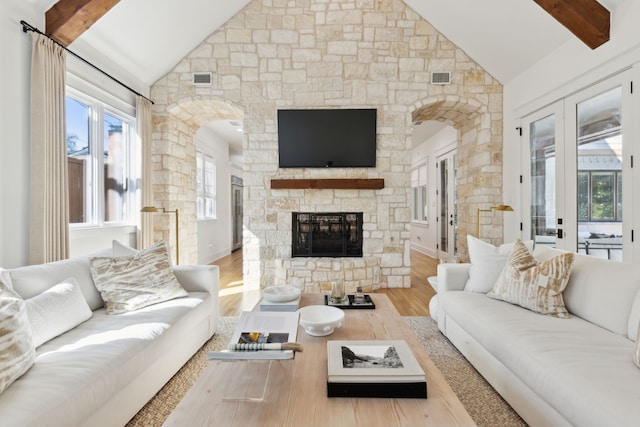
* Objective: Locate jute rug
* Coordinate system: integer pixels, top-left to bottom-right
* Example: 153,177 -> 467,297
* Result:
127,316 -> 527,427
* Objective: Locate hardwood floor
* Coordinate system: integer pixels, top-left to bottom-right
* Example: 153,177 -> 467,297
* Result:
212,249 -> 438,317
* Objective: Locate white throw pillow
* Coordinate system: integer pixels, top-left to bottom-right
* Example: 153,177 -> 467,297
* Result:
25,277 -> 92,347
112,240 -> 138,257
465,235 -> 534,293
90,240 -> 187,314
488,239 -> 574,318
0,275 -> 35,395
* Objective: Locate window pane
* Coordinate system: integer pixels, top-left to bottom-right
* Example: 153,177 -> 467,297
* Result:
591,172 -> 615,221
104,113 -> 127,223
617,172 -> 622,220
577,172 -> 589,221
196,155 -> 203,194
66,97 -> 90,224
529,114 -> 556,246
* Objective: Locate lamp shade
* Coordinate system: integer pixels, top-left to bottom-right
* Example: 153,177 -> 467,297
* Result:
141,206 -> 160,213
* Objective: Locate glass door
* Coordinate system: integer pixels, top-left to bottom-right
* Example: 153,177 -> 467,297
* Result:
522,71 -> 633,261
566,76 -> 630,261
523,103 -> 563,249
437,151 -> 457,260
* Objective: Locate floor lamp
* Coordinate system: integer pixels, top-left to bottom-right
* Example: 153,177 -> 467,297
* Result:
476,205 -> 513,238
141,206 -> 179,265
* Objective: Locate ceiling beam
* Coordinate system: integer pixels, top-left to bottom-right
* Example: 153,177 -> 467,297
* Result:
533,0 -> 610,49
45,0 -> 121,46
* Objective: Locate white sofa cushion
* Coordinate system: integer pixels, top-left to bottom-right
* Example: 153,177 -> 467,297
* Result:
25,277 -> 92,347
0,291 -> 211,426
8,248 -> 112,311
0,277 -> 35,395
89,241 -> 187,314
535,246 -> 640,338
465,235 -> 533,293
488,240 -> 574,318
441,291 -> 640,427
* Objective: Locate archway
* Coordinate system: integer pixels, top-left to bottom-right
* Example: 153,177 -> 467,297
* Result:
412,95 -> 504,261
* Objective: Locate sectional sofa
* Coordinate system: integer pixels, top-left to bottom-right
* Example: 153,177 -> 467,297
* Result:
436,243 -> 640,427
0,243 -> 219,427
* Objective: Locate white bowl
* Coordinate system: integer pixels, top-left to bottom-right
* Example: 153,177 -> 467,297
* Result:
297,305 -> 345,336
262,285 -> 301,303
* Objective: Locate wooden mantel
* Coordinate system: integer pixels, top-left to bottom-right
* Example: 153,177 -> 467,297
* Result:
270,178 -> 384,190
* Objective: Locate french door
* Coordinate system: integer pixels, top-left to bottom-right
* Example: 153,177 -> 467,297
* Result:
437,150 -> 457,261
522,71 -> 634,261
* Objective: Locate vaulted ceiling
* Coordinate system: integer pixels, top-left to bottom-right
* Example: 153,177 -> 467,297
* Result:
28,0 -> 623,90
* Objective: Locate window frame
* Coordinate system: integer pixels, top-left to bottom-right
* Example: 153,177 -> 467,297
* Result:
196,151 -> 217,220
66,86 -> 138,228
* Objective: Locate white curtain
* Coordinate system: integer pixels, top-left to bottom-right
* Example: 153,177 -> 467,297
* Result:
136,96 -> 154,250
29,33 -> 68,264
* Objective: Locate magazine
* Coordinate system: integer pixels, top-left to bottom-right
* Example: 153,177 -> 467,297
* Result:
207,311 -> 300,360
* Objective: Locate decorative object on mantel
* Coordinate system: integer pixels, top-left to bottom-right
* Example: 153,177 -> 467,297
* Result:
141,206 -> 180,264
476,204 -> 514,238
270,178 -> 384,190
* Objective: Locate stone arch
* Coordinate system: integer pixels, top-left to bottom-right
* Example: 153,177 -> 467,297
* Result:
411,95 -> 503,261
150,97 -> 245,264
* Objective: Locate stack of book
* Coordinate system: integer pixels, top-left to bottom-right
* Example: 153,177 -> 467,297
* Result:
259,294 -> 301,311
326,340 -> 427,398
207,311 -> 300,360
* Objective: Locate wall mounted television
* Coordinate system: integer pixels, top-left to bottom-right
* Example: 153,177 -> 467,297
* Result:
277,108 -> 377,168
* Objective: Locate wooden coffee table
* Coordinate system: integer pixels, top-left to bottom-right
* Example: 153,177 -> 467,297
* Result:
163,294 -> 475,426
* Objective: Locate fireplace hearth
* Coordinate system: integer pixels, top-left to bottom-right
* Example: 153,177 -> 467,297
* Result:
292,212 -> 363,257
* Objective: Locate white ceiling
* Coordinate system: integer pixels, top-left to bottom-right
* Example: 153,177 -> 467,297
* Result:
26,0 -> 625,154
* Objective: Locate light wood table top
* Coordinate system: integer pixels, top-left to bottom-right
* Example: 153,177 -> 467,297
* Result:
163,294 -> 475,426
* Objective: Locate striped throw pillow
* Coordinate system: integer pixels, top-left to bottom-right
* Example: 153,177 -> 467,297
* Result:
488,239 -> 574,318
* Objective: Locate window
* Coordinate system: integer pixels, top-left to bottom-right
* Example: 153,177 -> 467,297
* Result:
411,164 -> 428,222
196,151 -> 216,219
578,171 -> 622,222
66,89 -> 137,226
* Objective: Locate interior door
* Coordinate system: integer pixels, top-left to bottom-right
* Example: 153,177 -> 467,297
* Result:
231,176 -> 243,252
522,71 -> 632,261
437,150 -> 457,260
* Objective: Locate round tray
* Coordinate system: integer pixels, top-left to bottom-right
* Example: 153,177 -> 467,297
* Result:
262,285 -> 301,303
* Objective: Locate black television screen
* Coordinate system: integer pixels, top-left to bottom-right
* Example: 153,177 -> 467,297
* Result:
277,108 -> 377,168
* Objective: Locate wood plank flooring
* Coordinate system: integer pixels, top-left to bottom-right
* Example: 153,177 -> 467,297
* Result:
213,250 -> 438,317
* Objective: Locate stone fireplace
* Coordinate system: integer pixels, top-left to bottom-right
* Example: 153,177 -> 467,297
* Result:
292,212 -> 363,258
149,0 -> 504,289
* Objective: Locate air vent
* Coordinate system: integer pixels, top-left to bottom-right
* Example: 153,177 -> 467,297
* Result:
431,72 -> 451,85
193,72 -> 212,86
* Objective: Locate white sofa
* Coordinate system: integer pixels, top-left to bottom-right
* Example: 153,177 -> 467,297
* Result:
0,249 -> 219,427
436,245 -> 640,427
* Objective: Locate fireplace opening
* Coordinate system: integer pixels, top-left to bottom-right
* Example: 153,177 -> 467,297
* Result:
292,212 -> 363,257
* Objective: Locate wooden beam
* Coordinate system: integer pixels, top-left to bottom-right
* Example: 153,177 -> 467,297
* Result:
46,0 -> 121,46
271,179 -> 385,190
533,0 -> 610,49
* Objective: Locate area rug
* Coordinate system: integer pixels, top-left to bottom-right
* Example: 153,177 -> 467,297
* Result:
127,316 -> 527,427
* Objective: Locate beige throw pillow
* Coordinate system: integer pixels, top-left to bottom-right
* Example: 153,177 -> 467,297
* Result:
89,241 -> 187,314
0,274 -> 35,394
487,239 -> 574,318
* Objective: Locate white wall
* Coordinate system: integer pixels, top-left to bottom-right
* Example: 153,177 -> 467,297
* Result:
196,126 -> 232,264
411,126 -> 457,257
503,0 -> 640,245
0,2 -> 41,268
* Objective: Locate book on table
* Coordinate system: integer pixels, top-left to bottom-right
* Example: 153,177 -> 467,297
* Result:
327,340 -> 427,398
207,310 -> 300,360
259,294 -> 301,311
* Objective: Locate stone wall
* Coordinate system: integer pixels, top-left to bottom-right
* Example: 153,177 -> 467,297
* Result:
150,0 -> 503,287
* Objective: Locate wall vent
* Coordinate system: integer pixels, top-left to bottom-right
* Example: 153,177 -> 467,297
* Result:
193,72 -> 212,86
431,72 -> 451,85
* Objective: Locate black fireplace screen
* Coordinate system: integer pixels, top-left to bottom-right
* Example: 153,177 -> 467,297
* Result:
292,212 -> 363,257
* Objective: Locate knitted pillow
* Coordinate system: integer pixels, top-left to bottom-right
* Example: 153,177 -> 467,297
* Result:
0,273 -> 35,394
488,239 -> 575,318
89,241 -> 187,314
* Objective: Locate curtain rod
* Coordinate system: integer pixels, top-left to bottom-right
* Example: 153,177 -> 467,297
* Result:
20,20 -> 154,105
